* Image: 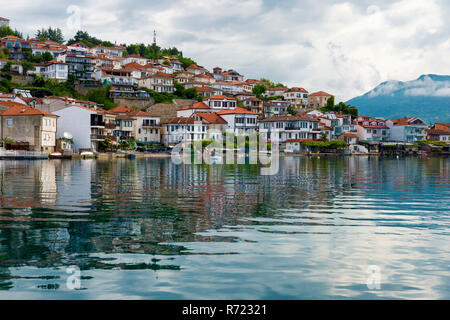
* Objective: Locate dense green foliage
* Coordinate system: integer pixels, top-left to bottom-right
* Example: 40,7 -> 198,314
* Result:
67,30 -> 114,47
0,25 -> 22,38
260,78 -> 287,88
287,106 -> 297,115
36,27 -> 64,44
301,140 -> 347,149
84,85 -> 117,109
252,83 -> 267,98
320,96 -> 358,116
416,140 -> 448,146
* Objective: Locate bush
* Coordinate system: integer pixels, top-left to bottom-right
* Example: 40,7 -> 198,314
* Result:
417,140 -> 448,146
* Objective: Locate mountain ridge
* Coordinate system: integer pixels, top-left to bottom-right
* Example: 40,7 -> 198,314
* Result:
346,74 -> 450,123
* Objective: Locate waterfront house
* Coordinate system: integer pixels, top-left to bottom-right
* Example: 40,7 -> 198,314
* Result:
110,106 -> 161,144
426,123 -> 450,142
259,114 -> 320,144
162,117 -> 209,146
308,91 -> 333,109
191,112 -> 227,140
50,104 -> 111,152
216,107 -> 258,135
338,132 -> 358,145
131,110 -> 161,144
354,116 -> 390,142
0,102 -> 58,152
386,117 -> 428,142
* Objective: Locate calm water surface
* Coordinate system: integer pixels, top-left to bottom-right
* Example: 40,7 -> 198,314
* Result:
0,156 -> 449,299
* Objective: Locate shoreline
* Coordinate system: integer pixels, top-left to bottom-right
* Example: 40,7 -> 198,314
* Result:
1,151 -> 448,161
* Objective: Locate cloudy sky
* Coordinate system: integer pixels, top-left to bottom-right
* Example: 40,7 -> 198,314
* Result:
3,0 -> 450,101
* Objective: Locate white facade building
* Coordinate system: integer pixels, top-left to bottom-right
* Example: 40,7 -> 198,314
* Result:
386,117 -> 428,142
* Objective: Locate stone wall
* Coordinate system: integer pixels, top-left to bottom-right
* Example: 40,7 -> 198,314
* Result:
11,74 -> 34,86
146,99 -> 196,122
113,97 -> 155,110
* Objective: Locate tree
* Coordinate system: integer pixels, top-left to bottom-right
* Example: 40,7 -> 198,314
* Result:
287,106 -> 297,115
42,51 -> 53,62
320,132 -> 328,142
66,30 -> 103,47
1,61 -> 12,72
84,85 -> 117,109
252,83 -> 267,98
36,27 -> 64,44
0,26 -> 22,38
184,88 -> 199,100
21,60 -> 34,75
325,96 -> 335,111
162,60 -> 171,66
348,106 -> 358,116
174,82 -> 185,97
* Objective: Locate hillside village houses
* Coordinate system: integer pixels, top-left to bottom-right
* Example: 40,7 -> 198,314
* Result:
0,17 -> 447,155
386,117 -> 428,142
427,123 -> 450,142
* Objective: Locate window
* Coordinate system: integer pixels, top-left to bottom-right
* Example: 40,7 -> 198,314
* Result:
7,119 -> 13,126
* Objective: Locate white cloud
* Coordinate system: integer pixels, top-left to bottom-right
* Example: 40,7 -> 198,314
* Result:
2,0 -> 450,101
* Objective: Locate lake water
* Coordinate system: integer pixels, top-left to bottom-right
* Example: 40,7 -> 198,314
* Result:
0,156 -> 449,299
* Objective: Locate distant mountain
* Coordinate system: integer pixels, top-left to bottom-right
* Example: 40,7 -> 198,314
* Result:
346,74 -> 450,124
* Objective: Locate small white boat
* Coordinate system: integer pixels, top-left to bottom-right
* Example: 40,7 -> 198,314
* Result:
50,152 -> 62,156
80,151 -> 95,158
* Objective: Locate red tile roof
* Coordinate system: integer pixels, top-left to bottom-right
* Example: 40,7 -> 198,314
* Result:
309,91 -> 333,97
110,105 -> 132,114
0,103 -> 57,117
342,132 -> 357,138
164,117 -> 208,125
203,95 -> 236,101
195,112 -> 227,124
216,107 -> 257,115
179,102 -> 210,110
389,117 -> 426,126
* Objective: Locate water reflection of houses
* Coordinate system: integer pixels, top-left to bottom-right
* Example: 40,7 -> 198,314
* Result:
0,157 -> 448,274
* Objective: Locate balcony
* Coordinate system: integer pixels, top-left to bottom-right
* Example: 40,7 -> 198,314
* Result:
142,123 -> 158,127
91,121 -> 105,127
91,134 -> 105,140
105,122 -> 116,129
